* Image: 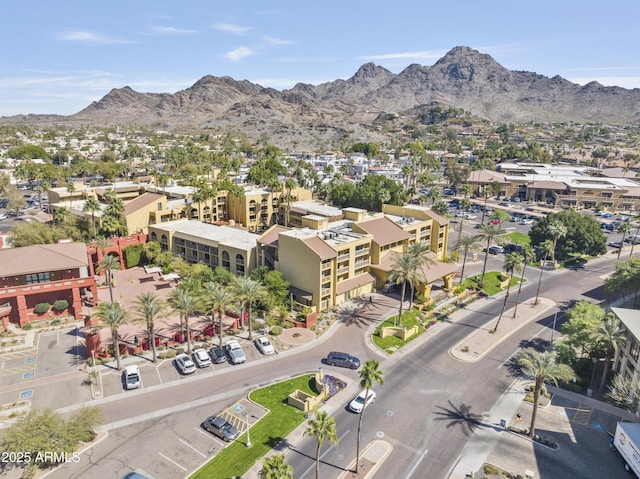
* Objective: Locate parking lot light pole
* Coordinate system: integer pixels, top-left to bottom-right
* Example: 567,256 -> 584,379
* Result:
245,412 -> 251,448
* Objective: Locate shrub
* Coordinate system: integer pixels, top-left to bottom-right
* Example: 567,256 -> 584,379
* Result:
158,349 -> 177,359
34,303 -> 51,314
484,464 -> 501,475
22,323 -> 33,330
52,299 -> 69,311
50,319 -> 61,326
271,325 -> 283,335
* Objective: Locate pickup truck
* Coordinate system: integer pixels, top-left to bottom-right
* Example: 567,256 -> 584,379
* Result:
225,340 -> 246,365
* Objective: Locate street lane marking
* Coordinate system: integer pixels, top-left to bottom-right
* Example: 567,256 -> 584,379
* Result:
179,438 -> 206,458
158,452 -> 187,472
406,447 -> 429,479
299,429 -> 351,479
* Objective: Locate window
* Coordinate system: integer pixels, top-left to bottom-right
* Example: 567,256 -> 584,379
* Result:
222,251 -> 230,271
150,232 -> 157,242
157,202 -> 162,211
235,254 -> 245,275
25,272 -> 51,284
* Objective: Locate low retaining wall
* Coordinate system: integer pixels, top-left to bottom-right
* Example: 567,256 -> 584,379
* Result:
380,325 -> 419,341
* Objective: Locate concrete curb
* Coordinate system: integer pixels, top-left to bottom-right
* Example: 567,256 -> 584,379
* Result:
337,439 -> 394,479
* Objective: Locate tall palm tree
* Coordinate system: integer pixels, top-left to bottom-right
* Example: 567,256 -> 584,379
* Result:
133,292 -> 165,363
97,254 -> 121,302
95,237 -> 113,256
456,197 -> 472,248
473,224 -> 506,288
492,252 -> 523,333
259,454 -> 293,479
534,240 -> 554,306
54,206 -> 69,226
454,234 -> 481,281
386,253 -> 418,325
231,277 -> 267,340
202,281 -> 236,346
617,222 -> 632,261
66,182 -> 76,209
427,187 -> 442,205
83,197 -> 101,239
598,314 -> 626,391
517,349 -> 573,438
407,241 -> 436,307
283,178 -> 297,227
168,285 -> 201,354
95,301 -> 129,371
547,217 -> 567,265
629,222 -> 640,259
355,360 -> 384,473
513,245 -> 535,317
304,411 -> 338,479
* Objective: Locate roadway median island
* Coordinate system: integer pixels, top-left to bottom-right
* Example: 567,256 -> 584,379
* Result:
190,372 -> 347,479
450,297 -> 556,363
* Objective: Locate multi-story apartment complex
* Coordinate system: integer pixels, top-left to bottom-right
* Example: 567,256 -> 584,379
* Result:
257,203 -> 453,312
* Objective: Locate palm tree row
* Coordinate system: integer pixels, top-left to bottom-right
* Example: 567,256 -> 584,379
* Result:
93,275 -> 268,369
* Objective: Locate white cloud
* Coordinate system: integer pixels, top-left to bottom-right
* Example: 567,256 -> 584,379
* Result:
58,30 -> 132,45
263,35 -> 291,46
148,25 -> 197,35
359,50 -> 445,61
225,47 -> 256,61
213,23 -> 251,35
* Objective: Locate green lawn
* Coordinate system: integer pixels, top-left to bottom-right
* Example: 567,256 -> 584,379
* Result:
462,271 -> 522,296
190,375 -> 317,479
372,309 -> 424,353
502,232 -> 531,246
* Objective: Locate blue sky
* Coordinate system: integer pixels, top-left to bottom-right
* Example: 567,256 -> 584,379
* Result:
2,0 -> 639,116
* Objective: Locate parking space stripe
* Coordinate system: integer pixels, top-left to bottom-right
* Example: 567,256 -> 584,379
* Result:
158,452 -> 187,472
179,438 -> 206,458
0,365 -> 36,376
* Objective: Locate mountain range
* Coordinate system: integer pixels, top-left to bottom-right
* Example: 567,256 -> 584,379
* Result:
5,46 -> 640,147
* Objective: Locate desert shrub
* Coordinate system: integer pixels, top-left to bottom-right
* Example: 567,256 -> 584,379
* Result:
34,303 -> 51,314
271,325 -> 283,335
52,299 -> 69,311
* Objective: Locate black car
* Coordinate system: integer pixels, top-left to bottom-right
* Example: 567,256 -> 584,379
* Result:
202,415 -> 239,442
326,351 -> 360,369
209,345 -> 227,364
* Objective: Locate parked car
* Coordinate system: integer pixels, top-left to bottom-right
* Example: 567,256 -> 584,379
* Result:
202,415 -> 240,442
520,218 -> 534,225
0,213 -> 8,220
488,219 -> 500,225
609,241 -> 623,249
121,472 -> 150,479
225,340 -> 246,364
602,212 -> 614,218
326,351 -> 360,369
254,336 -> 275,355
463,213 -> 477,220
174,353 -> 197,375
498,202 -> 513,208
488,245 -> 504,255
123,365 -> 141,390
192,348 -> 212,368
382,282 -> 396,293
348,389 -> 377,413
209,345 -> 227,364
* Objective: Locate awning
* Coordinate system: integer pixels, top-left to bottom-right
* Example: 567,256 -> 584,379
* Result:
144,265 -> 163,274
161,273 -> 180,281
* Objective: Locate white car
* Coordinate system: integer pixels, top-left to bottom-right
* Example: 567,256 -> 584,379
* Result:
520,218 -> 534,225
175,353 -> 197,375
225,340 -> 247,365
123,365 -> 141,390
349,389 -> 376,413
254,336 -> 275,355
192,348 -> 212,368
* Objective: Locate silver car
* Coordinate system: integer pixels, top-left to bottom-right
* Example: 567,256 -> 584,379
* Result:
175,353 -> 196,375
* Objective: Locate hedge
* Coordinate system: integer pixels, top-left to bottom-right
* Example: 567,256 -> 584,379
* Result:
124,244 -> 143,268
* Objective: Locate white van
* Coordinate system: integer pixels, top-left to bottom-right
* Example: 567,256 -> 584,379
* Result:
123,365 -> 141,390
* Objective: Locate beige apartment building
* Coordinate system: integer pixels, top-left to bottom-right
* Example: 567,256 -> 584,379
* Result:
257,203 -> 452,312
148,220 -> 259,276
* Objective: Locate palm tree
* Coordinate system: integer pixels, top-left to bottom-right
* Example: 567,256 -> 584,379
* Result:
454,234 -> 481,281
617,222 -> 632,261
629,223 -> 640,259
133,292 -> 165,363
598,314 -> 626,391
259,454 -> 293,479
492,252 -> 523,333
517,349 -> 573,438
513,245 -> 535,317
66,182 -> 76,209
202,281 -> 235,346
474,224 -> 506,288
95,237 -> 113,255
168,285 -> 201,354
83,197 -> 101,239
355,360 -> 384,473
547,217 -> 567,265
534,240 -> 554,306
54,206 -> 69,226
456,197 -> 472,247
386,253 -> 418,325
304,411 -> 338,479
231,276 -> 267,340
95,301 -> 129,371
406,241 -> 436,307
427,187 -> 442,205
97,254 -> 121,302
283,178 -> 297,227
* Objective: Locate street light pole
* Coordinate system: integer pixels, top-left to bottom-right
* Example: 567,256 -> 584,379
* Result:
245,413 -> 251,448
551,311 -> 558,343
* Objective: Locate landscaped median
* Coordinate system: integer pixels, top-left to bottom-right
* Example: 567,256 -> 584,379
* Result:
190,372 -> 346,479
372,309 -> 425,354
